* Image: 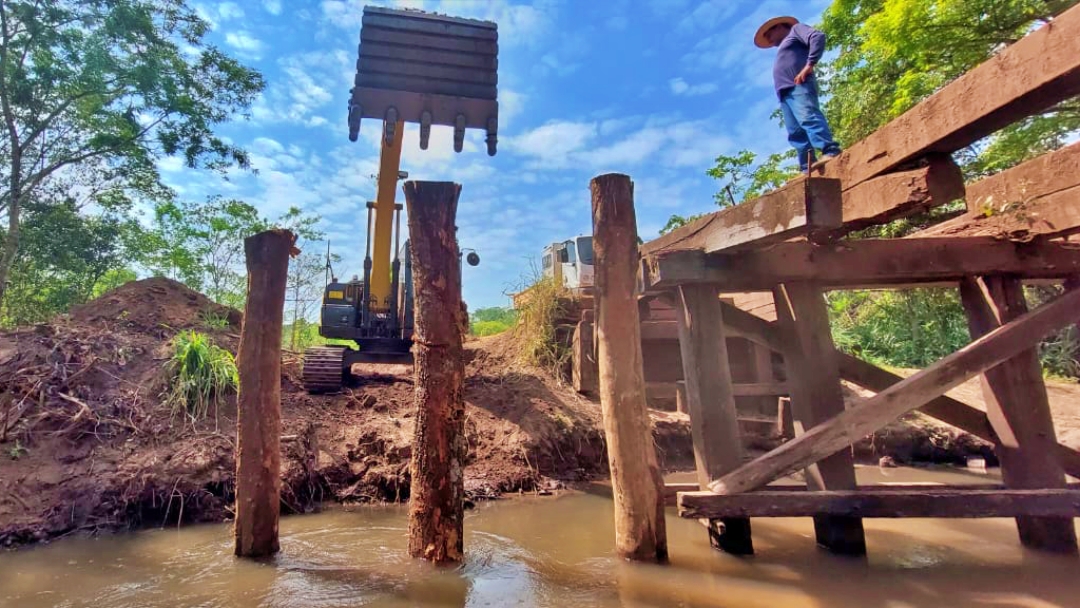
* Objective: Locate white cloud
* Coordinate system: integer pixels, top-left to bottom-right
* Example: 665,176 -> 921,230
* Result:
194,2 -> 244,27
669,77 -> 719,96
506,121 -> 597,165
218,2 -> 244,21
225,31 -> 266,58
252,50 -> 352,126
605,14 -> 629,30
263,0 -> 283,15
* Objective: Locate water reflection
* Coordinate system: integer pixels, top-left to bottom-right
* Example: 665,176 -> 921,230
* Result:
1,467 -> 1078,608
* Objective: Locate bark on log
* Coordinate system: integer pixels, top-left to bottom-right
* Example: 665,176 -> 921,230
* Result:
235,229 -> 295,558
592,173 -> 668,562
403,181 -> 467,564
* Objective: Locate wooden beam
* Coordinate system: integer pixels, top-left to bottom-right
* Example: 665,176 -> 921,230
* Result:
718,300 -> 788,353
639,177 -> 841,256
675,284 -> 753,554
831,155 -> 966,236
679,489 -> 1080,520
817,4 -> 1080,189
643,238 -> 1080,291
733,382 -> 790,397
773,283 -> 865,554
837,352 -> 997,443
661,482 -> 1054,506
960,276 -> 1078,554
572,315 -> 597,395
966,141 -> 1080,215
709,285 -> 1080,496
592,173 -> 668,563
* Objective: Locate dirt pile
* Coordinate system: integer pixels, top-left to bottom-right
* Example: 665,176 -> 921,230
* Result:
0,278 -> 676,547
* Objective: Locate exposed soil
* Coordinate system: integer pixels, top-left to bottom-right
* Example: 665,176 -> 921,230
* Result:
0,278 -> 680,548
2,278 -> 1077,549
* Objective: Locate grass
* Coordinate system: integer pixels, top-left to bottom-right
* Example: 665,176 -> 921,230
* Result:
162,330 -> 239,423
512,276 -> 573,377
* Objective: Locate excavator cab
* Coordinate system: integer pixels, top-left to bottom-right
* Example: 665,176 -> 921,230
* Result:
302,5 -> 499,393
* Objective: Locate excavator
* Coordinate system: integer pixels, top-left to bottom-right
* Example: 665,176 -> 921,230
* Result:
302,5 -> 499,393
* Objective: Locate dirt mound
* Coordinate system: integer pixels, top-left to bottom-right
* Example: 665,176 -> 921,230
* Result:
0,282 -> 644,547
69,277 -> 241,337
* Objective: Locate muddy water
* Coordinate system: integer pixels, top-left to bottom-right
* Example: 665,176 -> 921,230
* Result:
2,467 -> 1079,608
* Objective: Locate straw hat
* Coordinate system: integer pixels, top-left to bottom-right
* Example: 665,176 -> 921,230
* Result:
754,16 -> 798,48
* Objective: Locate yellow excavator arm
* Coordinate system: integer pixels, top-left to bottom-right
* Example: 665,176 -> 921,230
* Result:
369,121 -> 404,313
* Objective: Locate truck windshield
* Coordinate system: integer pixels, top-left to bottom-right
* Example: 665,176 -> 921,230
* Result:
576,236 -> 594,265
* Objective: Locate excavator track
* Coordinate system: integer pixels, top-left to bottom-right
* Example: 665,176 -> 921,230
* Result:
302,346 -> 349,393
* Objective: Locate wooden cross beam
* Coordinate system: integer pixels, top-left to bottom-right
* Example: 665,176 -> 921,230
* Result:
679,489 -> 1080,519
641,238 -> 1080,292
639,177 -> 841,257
916,141 -> 1080,240
708,285 -> 1080,495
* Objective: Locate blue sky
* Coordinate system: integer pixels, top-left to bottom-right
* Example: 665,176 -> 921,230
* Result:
160,0 -> 831,310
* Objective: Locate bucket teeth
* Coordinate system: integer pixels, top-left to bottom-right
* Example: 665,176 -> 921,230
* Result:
420,111 -> 432,150
384,107 -> 398,145
347,97 -> 362,142
486,116 -> 498,156
453,114 -> 466,153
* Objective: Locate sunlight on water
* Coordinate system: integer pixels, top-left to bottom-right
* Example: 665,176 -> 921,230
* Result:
1,467 -> 1078,608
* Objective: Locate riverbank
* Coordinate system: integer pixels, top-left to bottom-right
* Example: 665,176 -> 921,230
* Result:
1,278 -> 1076,548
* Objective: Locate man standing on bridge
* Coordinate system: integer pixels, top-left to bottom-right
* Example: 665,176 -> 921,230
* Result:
755,16 -> 842,171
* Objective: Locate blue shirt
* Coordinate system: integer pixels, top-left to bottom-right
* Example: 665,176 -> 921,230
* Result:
773,23 -> 825,99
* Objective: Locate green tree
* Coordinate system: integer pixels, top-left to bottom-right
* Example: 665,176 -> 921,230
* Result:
0,0 -> 265,309
2,193 -> 147,326
147,198 -> 322,309
818,0 -> 1079,175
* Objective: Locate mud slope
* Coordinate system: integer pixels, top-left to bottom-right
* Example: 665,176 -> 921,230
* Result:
0,278 -> 689,547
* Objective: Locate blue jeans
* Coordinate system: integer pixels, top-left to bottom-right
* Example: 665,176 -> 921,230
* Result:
780,82 -> 841,170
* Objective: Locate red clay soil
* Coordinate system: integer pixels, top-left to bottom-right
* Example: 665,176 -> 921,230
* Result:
5,278 -> 1070,549
0,278 -> 688,548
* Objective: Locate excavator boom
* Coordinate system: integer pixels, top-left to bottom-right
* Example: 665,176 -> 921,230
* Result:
302,4 -> 499,394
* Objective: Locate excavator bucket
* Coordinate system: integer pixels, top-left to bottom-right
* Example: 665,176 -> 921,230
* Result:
348,5 -> 500,155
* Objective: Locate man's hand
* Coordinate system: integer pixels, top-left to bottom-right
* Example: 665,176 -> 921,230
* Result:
794,64 -> 814,85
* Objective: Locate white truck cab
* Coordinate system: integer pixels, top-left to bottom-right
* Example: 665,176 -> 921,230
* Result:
542,235 -> 594,293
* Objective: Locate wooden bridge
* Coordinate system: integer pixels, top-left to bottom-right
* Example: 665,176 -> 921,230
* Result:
586,4 -> 1080,559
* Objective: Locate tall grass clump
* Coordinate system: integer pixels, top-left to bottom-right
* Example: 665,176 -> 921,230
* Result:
514,276 -> 572,375
163,330 -> 239,422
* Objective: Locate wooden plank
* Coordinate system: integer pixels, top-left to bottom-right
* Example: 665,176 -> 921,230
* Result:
830,155 -> 966,236
639,177 -> 841,256
591,173 -> 668,562
959,276 -> 1078,554
643,238 -> 1080,291
718,301 -> 787,353
733,382 -> 790,397
709,285 -> 1080,496
640,320 -> 678,341
679,489 -> 1080,520
817,4 -> 1080,189
674,283 -> 753,554
836,352 -> 997,444
572,317 -> 597,395
967,141 -> 1080,214
773,283 -> 865,555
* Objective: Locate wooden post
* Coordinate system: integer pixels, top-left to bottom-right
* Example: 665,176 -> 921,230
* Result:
675,380 -> 688,414
675,283 -> 754,555
234,229 -> 295,558
773,282 -> 866,555
591,173 -> 668,562
572,309 -> 597,395
959,276 -> 1078,555
403,181 -> 467,564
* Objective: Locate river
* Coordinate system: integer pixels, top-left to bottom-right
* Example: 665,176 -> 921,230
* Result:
2,466 -> 1078,607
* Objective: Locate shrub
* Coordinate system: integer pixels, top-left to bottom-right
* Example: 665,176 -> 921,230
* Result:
163,330 -> 239,422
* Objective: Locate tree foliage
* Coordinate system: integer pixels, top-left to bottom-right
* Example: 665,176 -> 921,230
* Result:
818,0 -> 1080,175
0,0 -> 265,307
